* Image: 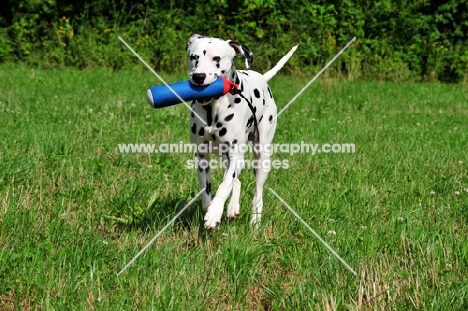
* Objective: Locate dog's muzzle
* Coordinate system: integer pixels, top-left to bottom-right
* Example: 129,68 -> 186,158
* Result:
190,73 -> 220,104
190,73 -> 218,86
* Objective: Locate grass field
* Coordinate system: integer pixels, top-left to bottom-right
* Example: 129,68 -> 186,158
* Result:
0,64 -> 467,310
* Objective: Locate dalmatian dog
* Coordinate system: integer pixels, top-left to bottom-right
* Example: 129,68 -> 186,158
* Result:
186,34 -> 297,228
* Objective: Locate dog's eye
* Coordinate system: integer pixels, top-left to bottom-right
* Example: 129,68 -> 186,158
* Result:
190,55 -> 197,61
212,56 -> 221,62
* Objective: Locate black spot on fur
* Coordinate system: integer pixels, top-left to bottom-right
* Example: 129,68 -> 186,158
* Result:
268,87 -> 273,98
259,115 -> 263,123
269,115 -> 273,123
221,70 -> 226,74
202,105 -> 213,126
235,76 -> 240,85
216,122 -> 223,128
232,172 -> 236,178
216,63 -> 220,68
211,134 -> 216,141
205,166 -> 210,173
234,97 -> 241,104
191,123 -> 196,134
219,127 -> 227,137
254,89 -> 260,98
205,181 -> 211,195
198,127 -> 205,136
263,98 -> 266,106
214,114 -> 219,123
232,139 -> 238,144
224,113 -> 234,122
203,50 -> 206,55
213,56 -> 221,61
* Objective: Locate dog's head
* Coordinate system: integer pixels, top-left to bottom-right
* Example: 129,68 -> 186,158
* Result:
186,34 -> 253,86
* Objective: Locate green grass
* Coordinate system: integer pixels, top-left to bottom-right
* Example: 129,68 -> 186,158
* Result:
0,64 -> 467,310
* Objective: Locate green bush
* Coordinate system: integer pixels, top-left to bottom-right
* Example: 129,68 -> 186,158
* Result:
1,0 -> 467,82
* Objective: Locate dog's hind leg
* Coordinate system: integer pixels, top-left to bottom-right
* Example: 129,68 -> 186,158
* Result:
196,152 -> 212,213
204,150 -> 245,228
227,178 -> 241,218
220,152 -> 241,218
251,103 -> 277,227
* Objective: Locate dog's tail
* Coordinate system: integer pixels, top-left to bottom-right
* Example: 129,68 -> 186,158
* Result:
263,45 -> 298,82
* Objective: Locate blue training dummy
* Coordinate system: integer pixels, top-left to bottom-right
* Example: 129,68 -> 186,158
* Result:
147,77 -> 238,108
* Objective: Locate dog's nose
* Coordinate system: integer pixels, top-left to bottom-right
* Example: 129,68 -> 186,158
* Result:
191,73 -> 206,85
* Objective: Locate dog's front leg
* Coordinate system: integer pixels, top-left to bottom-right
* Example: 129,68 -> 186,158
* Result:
196,152 -> 212,213
204,151 -> 244,228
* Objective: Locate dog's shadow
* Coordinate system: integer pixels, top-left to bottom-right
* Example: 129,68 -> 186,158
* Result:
111,190 -> 208,238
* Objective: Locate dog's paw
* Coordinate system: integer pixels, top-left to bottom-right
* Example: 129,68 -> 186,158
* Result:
204,209 -> 223,229
226,202 -> 240,218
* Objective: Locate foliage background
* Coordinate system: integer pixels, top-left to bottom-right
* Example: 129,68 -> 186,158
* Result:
0,0 -> 467,82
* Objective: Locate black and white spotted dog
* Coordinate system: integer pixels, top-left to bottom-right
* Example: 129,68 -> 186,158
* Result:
186,34 -> 297,228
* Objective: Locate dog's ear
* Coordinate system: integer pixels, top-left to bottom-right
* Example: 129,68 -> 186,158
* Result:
228,40 -> 253,70
186,34 -> 204,52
